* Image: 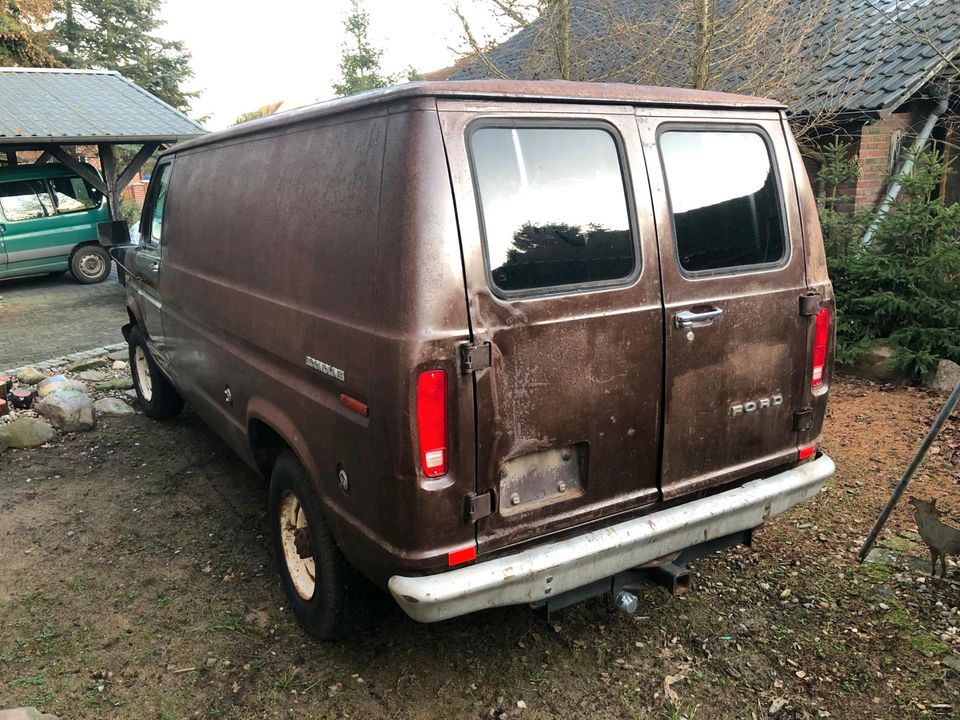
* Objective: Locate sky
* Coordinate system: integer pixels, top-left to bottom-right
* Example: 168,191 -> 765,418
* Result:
159,0 -> 508,129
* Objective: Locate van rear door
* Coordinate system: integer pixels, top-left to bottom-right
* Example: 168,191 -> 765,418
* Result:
439,103 -> 663,554
638,110 -> 809,501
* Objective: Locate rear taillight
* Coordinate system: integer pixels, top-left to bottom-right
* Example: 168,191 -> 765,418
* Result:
416,370 -> 447,477
811,307 -> 831,388
798,443 -> 817,461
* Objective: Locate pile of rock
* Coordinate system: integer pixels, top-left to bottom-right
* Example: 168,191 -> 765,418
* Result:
0,350 -> 137,455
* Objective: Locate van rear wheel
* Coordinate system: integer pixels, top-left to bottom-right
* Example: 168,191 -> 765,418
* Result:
269,451 -> 360,640
128,325 -> 184,419
70,244 -> 111,284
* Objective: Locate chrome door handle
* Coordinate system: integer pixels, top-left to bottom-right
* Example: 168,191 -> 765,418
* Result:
675,307 -> 723,329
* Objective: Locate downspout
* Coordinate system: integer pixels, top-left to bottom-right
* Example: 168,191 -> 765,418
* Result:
862,85 -> 950,244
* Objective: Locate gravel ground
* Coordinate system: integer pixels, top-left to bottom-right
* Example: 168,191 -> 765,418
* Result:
0,376 -> 958,719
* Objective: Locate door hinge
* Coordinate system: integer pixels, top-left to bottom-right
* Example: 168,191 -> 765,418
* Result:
799,293 -> 822,316
464,490 -> 494,523
792,407 -> 814,432
459,342 -> 492,374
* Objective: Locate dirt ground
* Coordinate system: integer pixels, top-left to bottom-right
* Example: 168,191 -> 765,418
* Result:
1,376 -> 958,719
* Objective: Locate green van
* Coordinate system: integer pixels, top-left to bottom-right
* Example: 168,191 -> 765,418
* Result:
0,163 -> 113,283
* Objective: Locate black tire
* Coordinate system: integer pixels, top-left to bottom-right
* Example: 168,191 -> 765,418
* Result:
69,244 -> 112,284
128,324 -> 184,420
269,451 -> 360,639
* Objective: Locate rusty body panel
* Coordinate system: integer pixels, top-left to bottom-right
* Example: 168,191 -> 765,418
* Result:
120,80 -> 833,600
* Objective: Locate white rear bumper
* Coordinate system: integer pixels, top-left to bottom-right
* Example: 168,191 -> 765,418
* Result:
389,454 -> 834,622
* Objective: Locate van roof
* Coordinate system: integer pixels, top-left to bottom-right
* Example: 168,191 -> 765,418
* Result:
0,162 -> 98,183
170,80 -> 785,155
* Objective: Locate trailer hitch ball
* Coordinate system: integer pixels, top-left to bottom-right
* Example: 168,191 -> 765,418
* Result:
614,590 -> 639,614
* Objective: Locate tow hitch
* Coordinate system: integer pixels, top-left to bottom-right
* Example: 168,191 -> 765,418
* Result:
534,529 -> 751,621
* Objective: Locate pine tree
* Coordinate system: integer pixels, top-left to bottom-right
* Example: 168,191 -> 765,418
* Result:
54,0 -> 196,112
0,1 -> 58,66
333,0 -> 409,97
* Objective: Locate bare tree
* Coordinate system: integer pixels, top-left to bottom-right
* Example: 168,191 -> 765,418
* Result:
452,0 -> 873,140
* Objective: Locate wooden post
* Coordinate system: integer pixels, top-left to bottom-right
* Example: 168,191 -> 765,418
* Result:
98,143 -> 121,221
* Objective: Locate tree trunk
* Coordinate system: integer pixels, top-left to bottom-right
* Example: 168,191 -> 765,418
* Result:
550,0 -> 572,80
693,0 -> 714,89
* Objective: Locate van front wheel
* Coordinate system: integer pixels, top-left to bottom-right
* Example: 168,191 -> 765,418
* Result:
269,451 -> 359,640
128,325 -> 184,419
70,245 -> 111,284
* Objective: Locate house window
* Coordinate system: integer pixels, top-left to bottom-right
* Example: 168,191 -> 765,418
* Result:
0,180 -> 51,222
659,129 -> 786,274
470,125 -> 637,295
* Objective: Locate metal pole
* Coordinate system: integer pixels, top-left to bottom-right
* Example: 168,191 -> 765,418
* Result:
858,378 -> 960,562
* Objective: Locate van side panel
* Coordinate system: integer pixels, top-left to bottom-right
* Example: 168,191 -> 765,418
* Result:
782,117 -> 835,448
363,104 -> 477,580
160,110 -> 390,577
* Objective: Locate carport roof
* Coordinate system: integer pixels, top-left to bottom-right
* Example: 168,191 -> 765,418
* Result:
0,67 -> 206,144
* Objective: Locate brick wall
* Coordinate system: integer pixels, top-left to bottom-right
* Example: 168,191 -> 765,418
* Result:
853,106 -> 927,211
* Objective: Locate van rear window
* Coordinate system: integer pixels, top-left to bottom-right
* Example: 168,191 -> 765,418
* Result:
659,130 -> 786,274
470,126 -> 636,295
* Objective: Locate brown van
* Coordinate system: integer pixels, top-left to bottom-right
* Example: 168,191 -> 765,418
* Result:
101,80 -> 835,639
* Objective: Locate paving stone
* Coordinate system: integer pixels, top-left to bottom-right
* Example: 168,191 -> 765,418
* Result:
36,391 -> 95,432
77,370 -> 108,382
108,349 -> 128,362
0,417 -> 55,449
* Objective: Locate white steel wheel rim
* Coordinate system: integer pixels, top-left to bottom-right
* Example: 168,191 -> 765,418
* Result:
78,251 -> 106,279
134,345 -> 153,402
279,490 -> 317,600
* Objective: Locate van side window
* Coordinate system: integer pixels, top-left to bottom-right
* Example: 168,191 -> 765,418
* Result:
659,130 -> 785,274
0,180 -> 51,222
470,126 -> 636,294
49,176 -> 101,214
143,164 -> 171,245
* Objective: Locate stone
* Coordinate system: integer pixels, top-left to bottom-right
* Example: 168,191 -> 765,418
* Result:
847,345 -> 908,383
95,376 -> 134,391
111,360 -> 128,370
36,391 -> 95,432
108,349 -> 128,362
863,547 -> 898,566
0,417 -> 55,448
67,357 -> 109,372
15,367 -> 45,385
943,654 -> 960,675
0,709 -> 59,720
77,370 -> 108,382
36,375 -> 87,398
924,359 -> 960,394
94,397 -> 135,416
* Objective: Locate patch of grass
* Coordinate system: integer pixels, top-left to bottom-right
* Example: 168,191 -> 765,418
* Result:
11,670 -> 46,687
909,634 -> 950,658
66,579 -> 88,594
862,562 -> 894,584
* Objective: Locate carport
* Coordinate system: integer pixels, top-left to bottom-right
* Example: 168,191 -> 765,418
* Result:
0,67 -> 205,219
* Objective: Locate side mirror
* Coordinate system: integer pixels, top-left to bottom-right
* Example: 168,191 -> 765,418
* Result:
97,220 -> 131,247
